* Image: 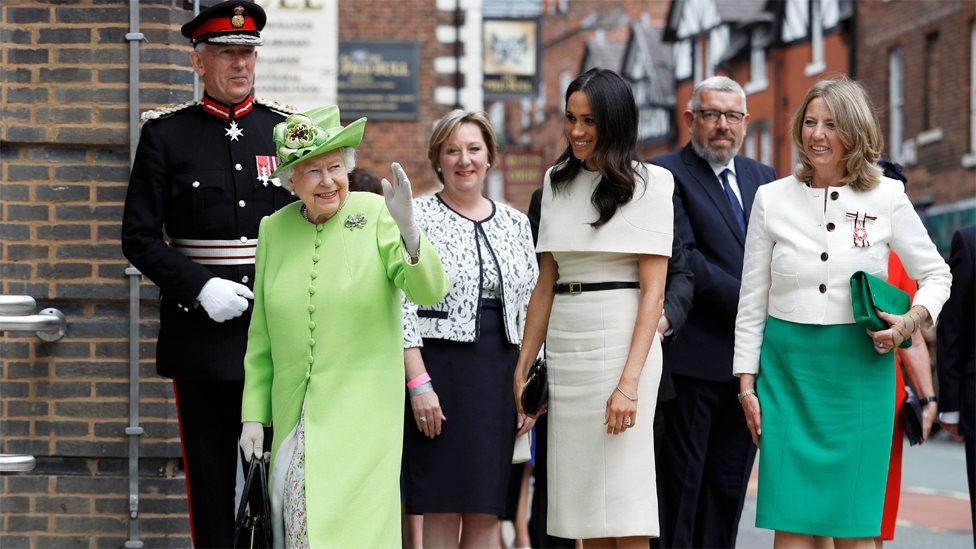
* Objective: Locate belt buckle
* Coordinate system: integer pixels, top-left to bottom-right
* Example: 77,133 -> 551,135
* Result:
568,281 -> 582,296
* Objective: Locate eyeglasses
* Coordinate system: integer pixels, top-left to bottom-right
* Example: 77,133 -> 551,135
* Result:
696,109 -> 746,125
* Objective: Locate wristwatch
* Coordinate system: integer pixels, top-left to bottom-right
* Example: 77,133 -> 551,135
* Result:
737,388 -> 757,403
919,395 -> 938,406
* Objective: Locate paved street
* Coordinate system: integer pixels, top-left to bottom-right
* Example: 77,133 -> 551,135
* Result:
737,432 -> 973,548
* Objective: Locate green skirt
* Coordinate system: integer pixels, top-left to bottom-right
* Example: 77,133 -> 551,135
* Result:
755,317 -> 894,537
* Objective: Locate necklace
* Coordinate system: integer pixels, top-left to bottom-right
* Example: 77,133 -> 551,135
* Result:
300,204 -> 316,224
299,197 -> 348,225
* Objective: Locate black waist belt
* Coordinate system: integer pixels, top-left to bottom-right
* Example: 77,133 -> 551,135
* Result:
553,281 -> 640,295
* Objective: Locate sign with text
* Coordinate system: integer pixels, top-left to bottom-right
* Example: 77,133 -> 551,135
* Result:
255,0 -> 338,110
502,147 -> 546,207
483,18 -> 539,98
337,41 -> 420,120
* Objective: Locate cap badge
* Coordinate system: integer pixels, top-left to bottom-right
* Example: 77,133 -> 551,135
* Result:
231,5 -> 245,29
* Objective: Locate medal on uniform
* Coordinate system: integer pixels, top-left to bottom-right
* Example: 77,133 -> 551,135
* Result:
846,211 -> 877,247
225,120 -> 244,141
256,155 -> 280,187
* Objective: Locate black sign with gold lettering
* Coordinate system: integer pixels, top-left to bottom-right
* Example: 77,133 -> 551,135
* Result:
338,41 -> 420,120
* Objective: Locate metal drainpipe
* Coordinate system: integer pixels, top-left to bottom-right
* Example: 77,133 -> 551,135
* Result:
124,0 -> 145,547
193,0 -> 200,98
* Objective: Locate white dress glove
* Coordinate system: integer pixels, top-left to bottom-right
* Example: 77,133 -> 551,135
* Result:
240,421 -> 264,462
381,162 -> 421,258
197,277 -> 254,322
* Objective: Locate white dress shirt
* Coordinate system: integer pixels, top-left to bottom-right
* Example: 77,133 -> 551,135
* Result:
733,175 -> 952,376
708,159 -> 743,207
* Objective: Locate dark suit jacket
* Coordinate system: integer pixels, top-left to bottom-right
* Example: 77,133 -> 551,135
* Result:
650,143 -> 777,382
528,185 -> 695,400
937,225 -> 976,438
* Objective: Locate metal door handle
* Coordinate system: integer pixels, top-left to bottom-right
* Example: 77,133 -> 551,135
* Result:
0,296 -> 66,341
0,454 -> 36,472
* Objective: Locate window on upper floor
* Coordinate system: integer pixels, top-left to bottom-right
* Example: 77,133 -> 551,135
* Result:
534,83 -> 546,125
707,25 -> 729,79
806,0 -> 825,76
694,37 -> 704,83
746,27 -> 768,93
760,126 -> 772,167
923,32 -> 939,131
674,39 -> 692,81
889,48 -> 904,163
965,21 -> 976,167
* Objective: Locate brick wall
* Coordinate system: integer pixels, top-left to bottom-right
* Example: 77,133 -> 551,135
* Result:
855,0 -> 976,208
0,0 -> 464,545
338,0 -> 453,196
500,0 -> 669,212
2,1 -> 196,546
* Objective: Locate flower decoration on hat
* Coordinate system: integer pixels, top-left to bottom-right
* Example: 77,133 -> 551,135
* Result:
273,114 -> 330,166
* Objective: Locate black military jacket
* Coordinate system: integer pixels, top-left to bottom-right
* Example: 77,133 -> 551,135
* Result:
121,94 -> 297,380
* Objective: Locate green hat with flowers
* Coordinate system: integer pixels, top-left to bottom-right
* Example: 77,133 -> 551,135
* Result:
271,105 -> 366,179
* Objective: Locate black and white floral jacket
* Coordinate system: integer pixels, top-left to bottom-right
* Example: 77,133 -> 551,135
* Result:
403,194 -> 538,347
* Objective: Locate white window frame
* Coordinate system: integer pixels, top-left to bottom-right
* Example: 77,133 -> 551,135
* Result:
744,27 -> 768,94
965,22 -> 976,168
888,48 -> 904,164
694,37 -> 705,83
805,0 -> 825,76
760,127 -> 772,167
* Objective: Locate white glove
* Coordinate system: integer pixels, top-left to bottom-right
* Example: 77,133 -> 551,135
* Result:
240,422 -> 264,462
381,162 -> 421,258
197,277 -> 254,322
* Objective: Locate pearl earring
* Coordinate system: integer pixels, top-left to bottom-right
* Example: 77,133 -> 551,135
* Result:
486,162 -> 491,169
436,167 -> 442,173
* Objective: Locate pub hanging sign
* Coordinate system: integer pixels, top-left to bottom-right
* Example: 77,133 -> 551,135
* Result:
483,18 -> 540,98
337,40 -> 420,120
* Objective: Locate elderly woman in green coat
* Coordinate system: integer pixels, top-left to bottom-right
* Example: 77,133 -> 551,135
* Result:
239,105 -> 449,547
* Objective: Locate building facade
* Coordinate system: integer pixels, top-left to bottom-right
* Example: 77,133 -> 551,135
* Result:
854,0 -> 975,252
0,0 -> 465,544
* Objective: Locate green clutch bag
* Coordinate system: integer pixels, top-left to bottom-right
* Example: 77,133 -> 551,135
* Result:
849,270 -> 912,348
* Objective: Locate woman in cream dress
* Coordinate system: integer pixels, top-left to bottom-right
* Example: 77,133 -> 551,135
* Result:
513,69 -> 673,546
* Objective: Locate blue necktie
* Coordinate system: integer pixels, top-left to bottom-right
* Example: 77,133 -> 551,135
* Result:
720,169 -> 746,235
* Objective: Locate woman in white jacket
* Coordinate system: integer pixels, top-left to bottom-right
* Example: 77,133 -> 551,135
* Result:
733,78 -> 951,547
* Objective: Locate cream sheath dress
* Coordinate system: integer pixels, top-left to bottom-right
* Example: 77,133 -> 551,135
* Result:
537,162 -> 674,538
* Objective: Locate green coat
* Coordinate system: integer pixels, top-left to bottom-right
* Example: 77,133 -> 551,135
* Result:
242,192 -> 448,547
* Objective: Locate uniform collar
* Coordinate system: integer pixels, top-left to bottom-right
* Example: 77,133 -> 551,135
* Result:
201,93 -> 255,121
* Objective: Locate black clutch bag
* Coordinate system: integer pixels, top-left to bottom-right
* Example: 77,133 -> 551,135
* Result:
901,386 -> 924,446
234,455 -> 273,549
520,357 -> 548,417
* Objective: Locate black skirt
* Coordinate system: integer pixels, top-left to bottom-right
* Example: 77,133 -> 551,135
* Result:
402,299 -> 518,516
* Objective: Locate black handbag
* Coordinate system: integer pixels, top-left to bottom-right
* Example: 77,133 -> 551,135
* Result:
901,386 -> 925,446
234,456 -> 273,549
520,357 -> 548,417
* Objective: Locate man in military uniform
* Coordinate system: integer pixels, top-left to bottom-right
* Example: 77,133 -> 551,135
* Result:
121,2 -> 296,545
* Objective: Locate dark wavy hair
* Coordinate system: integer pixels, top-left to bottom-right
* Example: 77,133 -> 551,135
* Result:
550,68 -> 643,228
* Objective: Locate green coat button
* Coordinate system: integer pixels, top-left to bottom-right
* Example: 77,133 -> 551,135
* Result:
310,271 -> 318,279
312,254 -> 320,262
307,355 -> 314,364
314,239 -> 322,247
309,339 -> 315,347
308,321 -> 316,330
316,224 -> 324,232
308,305 -> 315,313
308,286 -> 316,295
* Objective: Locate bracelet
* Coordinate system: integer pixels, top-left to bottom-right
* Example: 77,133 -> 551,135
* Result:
737,389 -> 757,403
408,382 -> 433,397
614,386 -> 637,402
406,372 -> 431,389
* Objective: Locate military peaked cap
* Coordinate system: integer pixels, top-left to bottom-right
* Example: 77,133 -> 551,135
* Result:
181,0 -> 266,46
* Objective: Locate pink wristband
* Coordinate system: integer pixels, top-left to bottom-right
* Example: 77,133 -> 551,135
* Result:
406,372 -> 431,389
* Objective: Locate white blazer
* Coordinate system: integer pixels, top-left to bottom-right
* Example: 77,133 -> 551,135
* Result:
733,175 -> 952,376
